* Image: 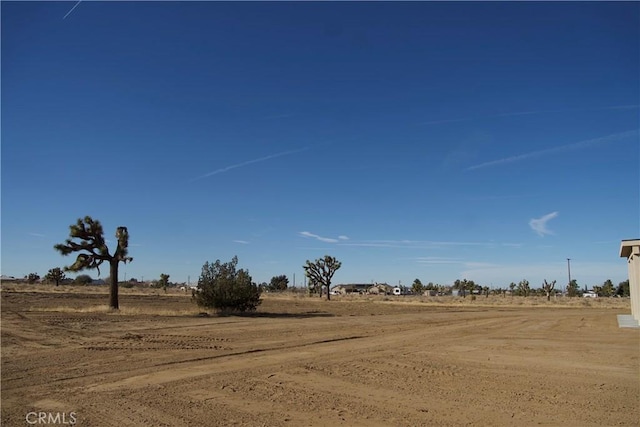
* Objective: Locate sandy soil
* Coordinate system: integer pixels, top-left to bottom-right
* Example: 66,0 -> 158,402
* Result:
1,287 -> 638,426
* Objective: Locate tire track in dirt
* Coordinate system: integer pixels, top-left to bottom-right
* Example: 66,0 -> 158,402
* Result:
81,312 -> 518,395
83,334 -> 368,392
3,293 -> 638,426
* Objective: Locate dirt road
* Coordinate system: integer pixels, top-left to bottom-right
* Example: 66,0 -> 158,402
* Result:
2,290 -> 638,426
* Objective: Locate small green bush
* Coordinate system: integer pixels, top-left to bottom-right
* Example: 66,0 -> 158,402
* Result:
193,256 -> 261,313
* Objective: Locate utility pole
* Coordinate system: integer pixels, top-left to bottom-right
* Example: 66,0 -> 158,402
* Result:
566,258 -> 571,294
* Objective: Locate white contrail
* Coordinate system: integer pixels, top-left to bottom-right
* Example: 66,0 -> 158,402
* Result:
421,105 -> 639,126
299,231 -> 339,243
467,129 -> 638,171
192,147 -> 309,181
63,1 -> 82,20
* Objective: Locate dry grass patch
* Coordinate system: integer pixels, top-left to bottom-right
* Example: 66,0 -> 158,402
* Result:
327,293 -> 631,309
31,304 -> 202,317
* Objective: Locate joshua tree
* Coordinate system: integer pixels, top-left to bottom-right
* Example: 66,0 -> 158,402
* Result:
55,216 -> 132,309
303,255 -> 341,301
26,273 -> 40,284
159,273 -> 170,293
45,267 -> 66,286
454,279 -> 476,298
542,279 -> 556,301
517,279 -> 530,297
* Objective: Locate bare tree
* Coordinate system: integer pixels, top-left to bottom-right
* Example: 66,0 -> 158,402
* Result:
55,216 -> 132,309
542,279 -> 556,301
303,255 -> 341,301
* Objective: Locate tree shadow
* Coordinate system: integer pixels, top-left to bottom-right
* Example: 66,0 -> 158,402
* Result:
205,310 -> 335,319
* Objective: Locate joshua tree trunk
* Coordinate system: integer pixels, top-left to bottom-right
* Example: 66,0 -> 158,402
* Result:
542,280 -> 556,302
109,260 -> 119,310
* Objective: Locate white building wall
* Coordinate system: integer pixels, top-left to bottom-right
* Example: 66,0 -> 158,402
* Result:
620,240 -> 640,325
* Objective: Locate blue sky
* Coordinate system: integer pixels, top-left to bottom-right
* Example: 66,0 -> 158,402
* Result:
2,2 -> 638,289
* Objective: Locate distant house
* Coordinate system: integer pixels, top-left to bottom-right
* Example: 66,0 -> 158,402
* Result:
91,279 -> 106,285
332,283 -> 373,294
368,283 -> 393,295
583,291 -> 598,298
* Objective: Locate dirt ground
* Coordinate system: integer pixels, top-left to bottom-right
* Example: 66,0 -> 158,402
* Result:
1,287 -> 638,426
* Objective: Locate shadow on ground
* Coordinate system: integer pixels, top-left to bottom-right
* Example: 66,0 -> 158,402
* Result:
202,310 -> 335,319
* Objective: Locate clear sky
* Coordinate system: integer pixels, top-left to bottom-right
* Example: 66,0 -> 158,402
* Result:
2,1 -> 638,289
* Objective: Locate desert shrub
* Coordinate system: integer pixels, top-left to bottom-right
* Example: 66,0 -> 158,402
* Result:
74,274 -> 93,285
193,256 -> 261,313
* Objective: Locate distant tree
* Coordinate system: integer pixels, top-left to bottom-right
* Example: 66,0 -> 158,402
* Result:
412,278 -> 425,295
159,273 -> 170,293
541,279 -> 556,301
453,279 -> 476,298
54,216 -> 133,310
306,276 -> 321,296
74,274 -> 93,285
517,279 -> 530,297
482,286 -> 490,298
509,282 -> 516,297
453,280 -> 461,295
45,268 -> 66,286
303,255 -> 341,301
26,273 -> 40,284
268,275 -> 289,292
454,279 -> 463,297
566,279 -> 579,297
616,280 -> 630,297
193,256 -> 261,312
599,279 -> 614,297
468,280 -> 478,296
